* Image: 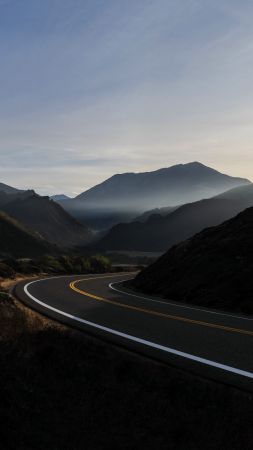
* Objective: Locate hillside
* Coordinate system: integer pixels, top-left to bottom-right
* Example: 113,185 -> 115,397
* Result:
1,191 -> 92,248
0,189 -> 34,208
0,211 -> 53,258
96,184 -> 253,252
59,162 -> 250,230
0,182 -> 22,194
133,207 -> 253,313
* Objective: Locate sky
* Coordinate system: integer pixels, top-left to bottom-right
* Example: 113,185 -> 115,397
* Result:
1,0 -> 253,196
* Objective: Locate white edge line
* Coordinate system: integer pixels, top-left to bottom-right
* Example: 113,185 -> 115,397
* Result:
109,279 -> 253,322
23,277 -> 253,380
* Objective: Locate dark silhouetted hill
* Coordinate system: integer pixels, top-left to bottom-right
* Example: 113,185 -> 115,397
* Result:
96,184 -> 253,252
133,207 -> 253,313
0,211 -> 54,258
0,182 -> 22,194
0,189 -> 34,208
59,162 -> 250,230
1,191 -> 92,248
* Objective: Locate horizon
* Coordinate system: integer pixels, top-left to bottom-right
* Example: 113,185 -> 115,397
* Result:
2,160 -> 252,198
1,0 -> 253,195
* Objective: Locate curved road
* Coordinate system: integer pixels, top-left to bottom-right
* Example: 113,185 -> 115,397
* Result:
15,273 -> 253,391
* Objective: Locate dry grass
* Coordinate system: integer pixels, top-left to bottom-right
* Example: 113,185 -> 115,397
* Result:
0,274 -> 40,291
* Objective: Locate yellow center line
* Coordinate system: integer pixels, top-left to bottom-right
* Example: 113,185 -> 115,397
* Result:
69,275 -> 253,337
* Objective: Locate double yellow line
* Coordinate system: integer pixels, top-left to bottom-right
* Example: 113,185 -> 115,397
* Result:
69,274 -> 253,337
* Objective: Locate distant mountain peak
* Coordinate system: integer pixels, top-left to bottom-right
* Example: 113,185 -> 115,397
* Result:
51,194 -> 70,201
74,162 -> 250,209
56,162 -> 251,231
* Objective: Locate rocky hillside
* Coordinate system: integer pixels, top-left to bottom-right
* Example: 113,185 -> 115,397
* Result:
0,182 -> 22,194
133,207 -> 253,313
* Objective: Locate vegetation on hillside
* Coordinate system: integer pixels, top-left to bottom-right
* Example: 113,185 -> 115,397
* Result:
0,255 -> 112,279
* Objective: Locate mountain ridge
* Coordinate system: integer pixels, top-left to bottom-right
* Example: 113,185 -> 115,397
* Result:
75,162 -> 250,206
0,190 -> 92,248
0,182 -> 23,195
59,162 -> 250,230
95,183 -> 253,252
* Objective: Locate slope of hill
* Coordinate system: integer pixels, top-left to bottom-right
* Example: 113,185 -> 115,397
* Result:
0,189 -> 35,208
0,182 -> 22,194
96,184 -> 253,252
59,162 -> 250,230
0,211 -> 53,258
133,207 -> 253,313
1,191 -> 92,248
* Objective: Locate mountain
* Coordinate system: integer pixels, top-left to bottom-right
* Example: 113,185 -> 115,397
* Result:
59,162 -> 250,230
95,183 -> 253,252
0,211 -> 54,258
75,162 -> 249,208
133,207 -> 253,313
0,189 -> 35,208
1,191 -> 92,248
51,194 -> 70,201
0,182 -> 22,195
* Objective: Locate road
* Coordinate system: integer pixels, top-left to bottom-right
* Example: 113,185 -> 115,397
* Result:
15,272 -> 253,391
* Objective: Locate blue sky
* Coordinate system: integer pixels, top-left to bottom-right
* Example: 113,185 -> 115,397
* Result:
0,0 -> 253,195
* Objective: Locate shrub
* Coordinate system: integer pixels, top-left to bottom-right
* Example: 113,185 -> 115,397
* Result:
38,255 -> 65,273
0,262 -> 15,278
90,255 -> 111,273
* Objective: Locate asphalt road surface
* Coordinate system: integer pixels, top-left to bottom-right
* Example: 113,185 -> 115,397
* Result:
15,273 -> 253,391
